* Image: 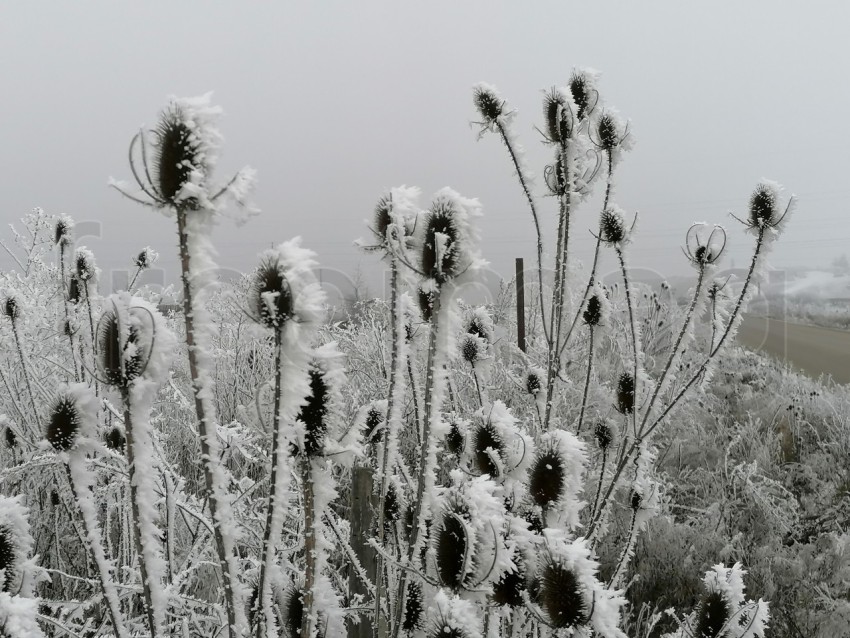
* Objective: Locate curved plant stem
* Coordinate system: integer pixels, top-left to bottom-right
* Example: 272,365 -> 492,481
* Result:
576,326 -> 595,435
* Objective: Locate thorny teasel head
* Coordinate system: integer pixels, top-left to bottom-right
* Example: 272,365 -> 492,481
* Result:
362,403 -> 385,443
250,256 -> 293,330
569,69 -> 599,121
528,446 -> 566,509
4,427 -> 16,450
471,420 -> 504,478
473,83 -> 505,127
525,368 -> 543,396
434,510 -> 471,590
684,223 -> 726,268
599,205 -> 631,245
54,215 -> 73,247
133,246 -> 158,270
74,248 -> 97,283
68,278 -> 81,305
0,525 -> 15,591
97,306 -> 148,388
491,557 -> 526,608
537,555 -> 589,629
460,333 -> 487,365
3,293 -> 20,322
420,200 -> 461,284
417,284 -> 437,322
583,294 -> 603,326
593,420 -> 614,450
694,590 -> 732,638
295,363 -> 329,457
542,88 -> 575,144
615,372 -> 635,415
427,589 -> 482,638
402,581 -> 424,632
105,426 -> 126,452
46,384 -> 96,452
466,306 -> 494,344
591,110 -> 630,152
738,180 -> 794,232
280,582 -> 305,638
445,416 -> 467,455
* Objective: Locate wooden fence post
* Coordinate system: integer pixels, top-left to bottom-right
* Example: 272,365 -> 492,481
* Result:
516,257 -> 526,352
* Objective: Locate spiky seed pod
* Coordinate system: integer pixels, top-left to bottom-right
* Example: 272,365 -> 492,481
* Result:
466,314 -> 490,343
472,422 -> 503,478
54,217 -> 73,246
529,450 -> 565,508
74,250 -> 96,282
597,113 -> 620,151
105,427 -> 126,452
251,257 -> 293,330
460,335 -> 480,364
473,85 -> 503,124
62,319 -> 73,337
569,72 -> 591,120
46,395 -> 82,451
155,106 -> 202,206
3,295 -> 20,321
373,195 -> 393,244
593,421 -> 614,450
280,585 -> 305,638
748,182 -> 780,228
50,491 -> 60,507
583,294 -> 603,326
694,590 -> 731,638
543,89 -> 573,144
616,372 -> 635,415
402,581 -> 425,632
68,277 -> 81,304
538,559 -> 589,629
364,405 -> 384,443
134,247 -> 158,270
630,489 -> 643,511
600,208 -> 627,244
295,366 -> 329,457
383,482 -> 401,526
435,513 -> 468,590
3,428 -> 15,450
445,419 -> 465,455
97,310 -> 145,388
491,564 -> 525,608
418,286 -> 436,323
421,202 -> 460,284
0,526 -> 15,591
525,370 -> 542,396
523,511 -> 544,535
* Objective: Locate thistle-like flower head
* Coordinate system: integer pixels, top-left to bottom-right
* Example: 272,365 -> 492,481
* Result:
46,384 -> 97,452
54,215 -> 74,247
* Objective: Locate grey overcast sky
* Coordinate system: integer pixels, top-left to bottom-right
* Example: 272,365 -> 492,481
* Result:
1,2 -> 849,298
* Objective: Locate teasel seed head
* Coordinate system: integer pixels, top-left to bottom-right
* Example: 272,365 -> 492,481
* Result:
525,369 -> 543,396
569,71 -> 592,120
434,512 -> 469,590
363,404 -> 385,443
74,248 -> 96,282
630,489 -> 643,511
748,182 -> 781,228
460,334 -> 482,365
694,590 -> 732,638
280,583 -> 305,638
383,482 -> 401,526
445,418 -> 465,455
372,195 -> 393,245
596,112 -> 621,151
295,364 -> 329,457
3,427 -> 16,450
543,88 -> 574,144
616,372 -> 635,415
402,581 -> 424,632
0,526 -> 15,592
538,557 -> 589,629
155,105 -> 203,207
97,309 -> 146,388
46,394 -> 83,451
3,294 -> 20,322
68,277 -> 81,305
250,257 -> 294,331
490,561 -> 526,608
473,84 -> 504,124
421,201 -> 461,284
583,294 -> 603,326
105,426 -> 126,452
51,490 -> 60,507
599,207 -> 628,244
472,421 -> 504,478
529,449 -> 565,509
54,216 -> 73,247
133,246 -> 158,270
593,420 -> 614,450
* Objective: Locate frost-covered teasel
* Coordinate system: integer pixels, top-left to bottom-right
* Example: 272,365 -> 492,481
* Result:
54,214 -> 74,247
684,223 -> 727,268
133,246 -> 159,270
528,430 -> 588,529
599,205 -> 630,245
418,188 -> 484,286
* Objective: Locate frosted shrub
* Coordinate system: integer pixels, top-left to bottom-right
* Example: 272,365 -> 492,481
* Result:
0,74 -> 798,637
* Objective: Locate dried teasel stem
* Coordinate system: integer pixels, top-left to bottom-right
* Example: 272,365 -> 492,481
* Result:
576,325 -> 595,436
